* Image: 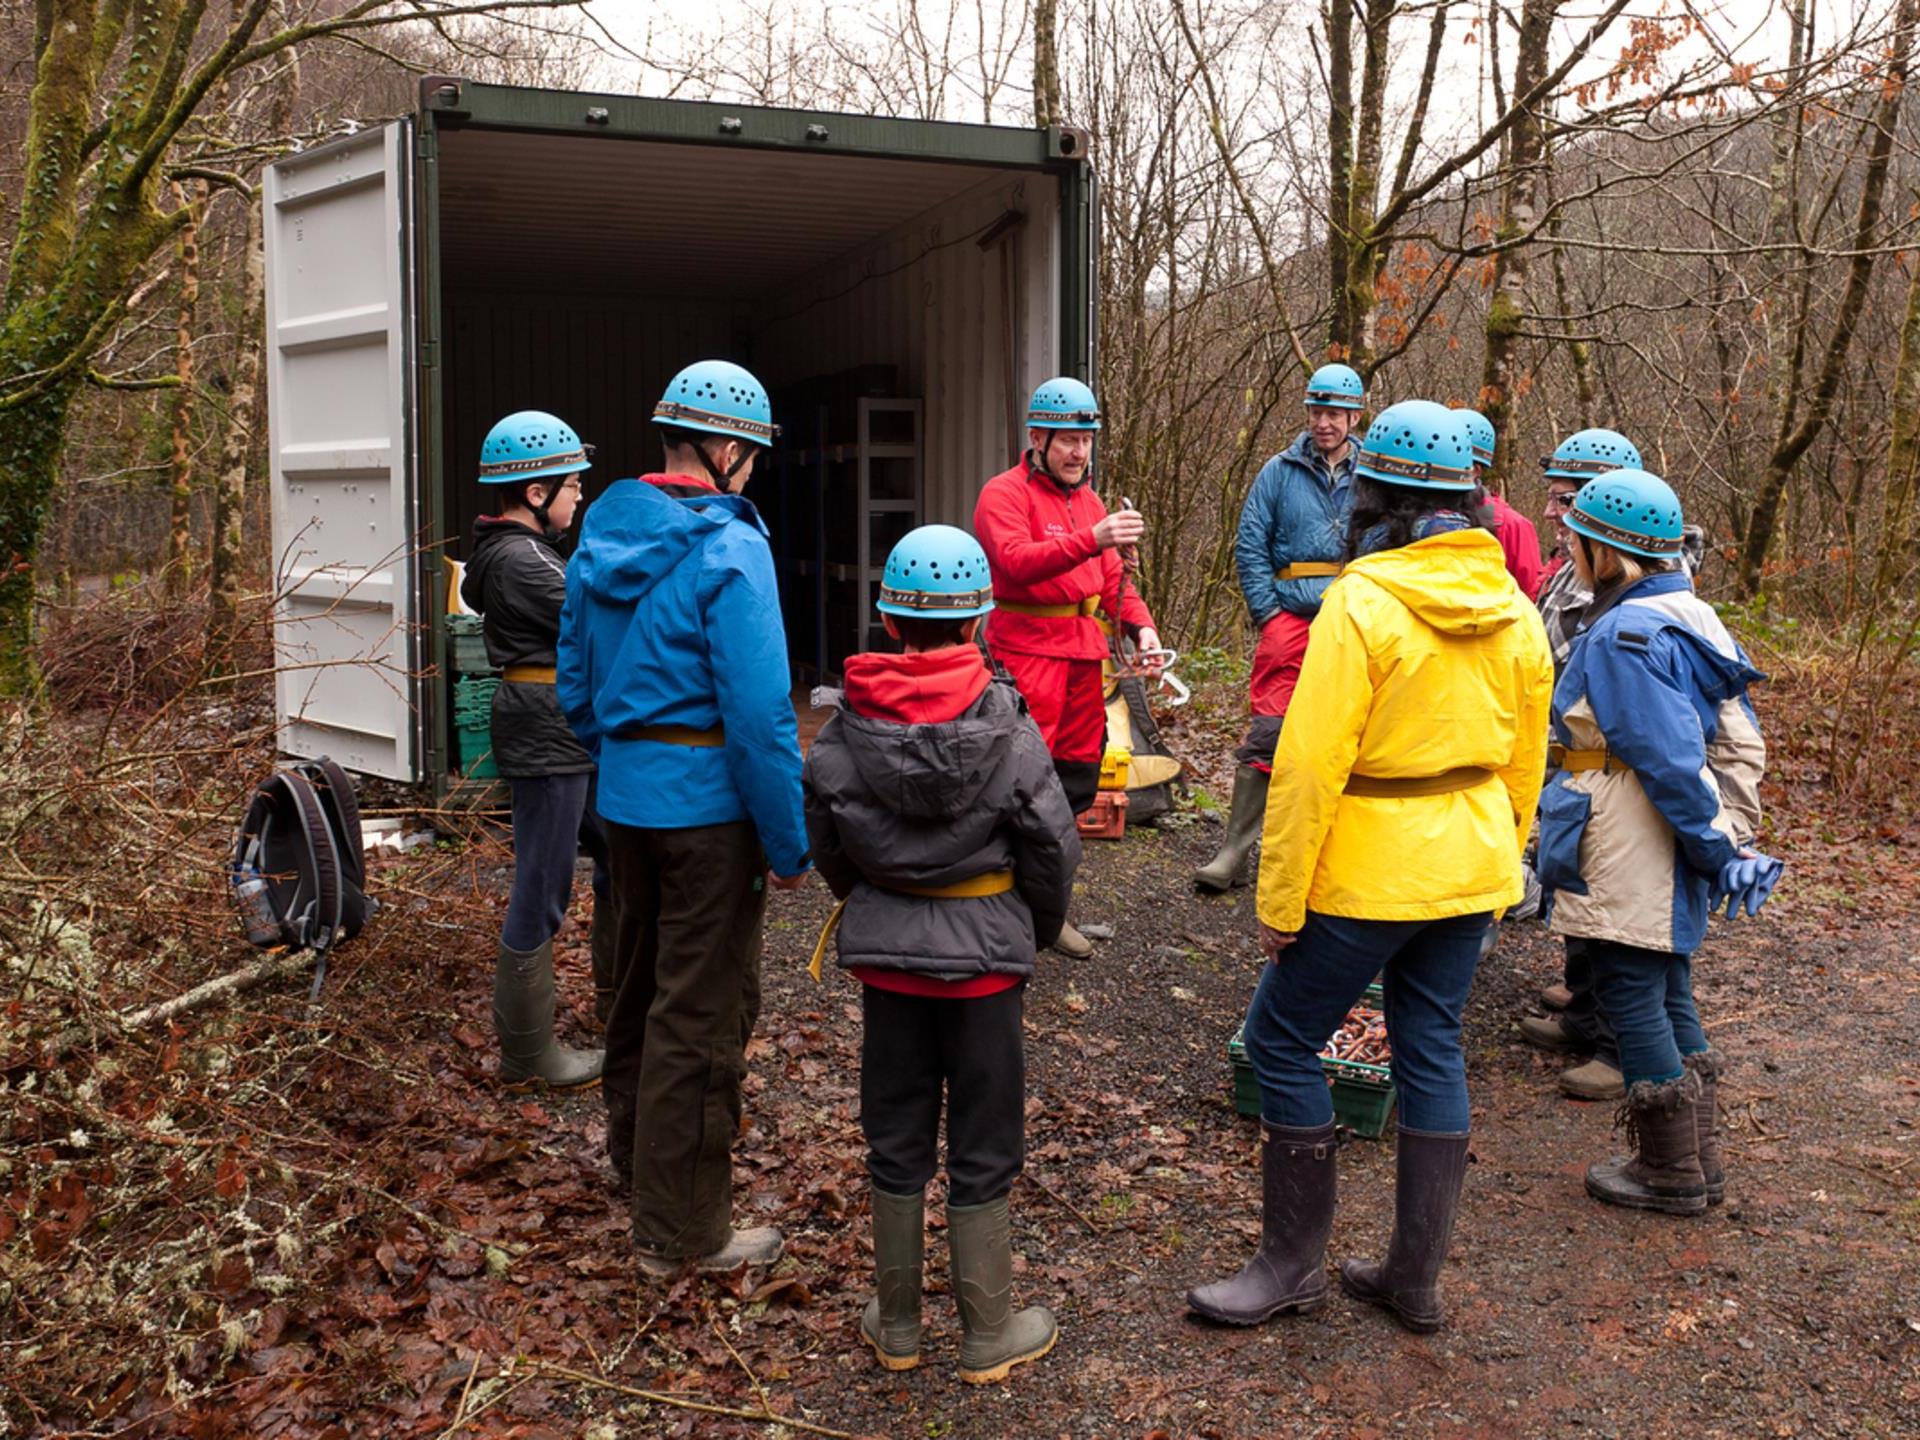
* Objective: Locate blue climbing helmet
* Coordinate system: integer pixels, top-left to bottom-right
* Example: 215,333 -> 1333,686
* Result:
1543,427 -> 1641,482
1456,407 -> 1497,468
1027,376 -> 1102,430
477,410 -> 591,484
652,360 -> 780,447
1354,400 -> 1475,489
877,525 -> 994,619
1564,469 -> 1685,559
1305,363 -> 1366,411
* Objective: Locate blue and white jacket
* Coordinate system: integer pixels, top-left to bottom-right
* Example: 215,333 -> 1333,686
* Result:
1539,571 -> 1766,955
1233,431 -> 1357,625
556,478 -> 810,877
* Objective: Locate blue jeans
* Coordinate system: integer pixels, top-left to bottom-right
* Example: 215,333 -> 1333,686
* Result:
503,773 -> 611,950
1242,910 -> 1490,1134
1584,939 -> 1706,1086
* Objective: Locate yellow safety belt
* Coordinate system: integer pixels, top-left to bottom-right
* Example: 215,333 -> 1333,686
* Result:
807,871 -> 1017,982
1276,561 -> 1344,581
995,595 -> 1101,619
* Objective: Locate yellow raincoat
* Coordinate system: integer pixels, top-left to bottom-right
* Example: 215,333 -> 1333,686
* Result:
1256,528 -> 1554,934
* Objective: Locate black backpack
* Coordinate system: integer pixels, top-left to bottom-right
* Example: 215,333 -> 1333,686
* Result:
230,757 -> 373,960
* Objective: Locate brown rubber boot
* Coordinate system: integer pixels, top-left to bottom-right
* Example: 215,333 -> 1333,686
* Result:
1338,1127 -> 1471,1333
589,897 -> 616,1029
1186,1122 -> 1336,1325
1539,983 -> 1574,1012
1683,1049 -> 1727,1206
1585,1072 -> 1707,1216
949,1196 -> 1056,1384
860,1187 -> 924,1371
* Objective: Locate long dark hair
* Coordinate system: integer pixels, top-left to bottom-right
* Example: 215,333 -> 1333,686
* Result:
1344,475 -> 1497,558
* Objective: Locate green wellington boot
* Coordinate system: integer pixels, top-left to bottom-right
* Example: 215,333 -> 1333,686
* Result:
860,1188 -> 925,1371
494,939 -> 604,1090
1195,764 -> 1268,892
948,1197 -> 1057,1385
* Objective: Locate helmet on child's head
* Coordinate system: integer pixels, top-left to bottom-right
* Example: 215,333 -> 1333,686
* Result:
1354,400 -> 1475,490
478,411 -> 591,483
878,525 -> 994,619
1456,407 -> 1496,467
652,360 -> 780,447
1543,428 -> 1640,481
1565,469 -> 1685,559
1305,363 -> 1366,411
1027,376 -> 1102,430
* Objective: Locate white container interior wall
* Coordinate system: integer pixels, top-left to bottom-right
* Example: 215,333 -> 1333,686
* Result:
435,130 -> 1062,558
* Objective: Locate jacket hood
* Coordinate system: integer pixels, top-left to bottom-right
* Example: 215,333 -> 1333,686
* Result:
834,673 -> 1023,820
843,647 -> 992,725
1344,528 -> 1529,636
569,476 -> 766,604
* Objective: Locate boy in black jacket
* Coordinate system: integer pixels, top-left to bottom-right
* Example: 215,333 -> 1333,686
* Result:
803,525 -> 1081,1384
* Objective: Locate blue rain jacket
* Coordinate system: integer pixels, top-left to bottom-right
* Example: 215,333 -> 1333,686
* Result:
1234,431 -> 1358,625
557,478 -> 809,876
1540,572 -> 1766,956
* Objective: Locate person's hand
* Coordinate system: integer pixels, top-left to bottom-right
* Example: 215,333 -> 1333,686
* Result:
1260,924 -> 1297,963
1135,628 -> 1165,676
1093,510 -> 1145,551
767,870 -> 809,892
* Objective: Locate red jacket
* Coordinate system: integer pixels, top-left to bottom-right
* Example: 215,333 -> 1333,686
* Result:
1488,493 -> 1545,600
973,455 -> 1156,660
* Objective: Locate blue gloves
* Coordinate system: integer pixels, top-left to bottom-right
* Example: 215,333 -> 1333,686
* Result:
1711,851 -> 1783,919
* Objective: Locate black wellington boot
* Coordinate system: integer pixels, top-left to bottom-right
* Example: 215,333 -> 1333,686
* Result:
589,897 -> 616,1029
1338,1127 -> 1471,1333
1186,1122 -> 1336,1324
1585,1072 -> 1707,1216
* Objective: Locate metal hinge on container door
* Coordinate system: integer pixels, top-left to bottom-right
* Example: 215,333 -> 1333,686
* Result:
418,340 -> 438,370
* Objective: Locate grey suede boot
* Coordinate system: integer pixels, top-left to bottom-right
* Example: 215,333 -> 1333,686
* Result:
1585,1072 -> 1707,1216
1194,765 -> 1268,892
589,898 -> 616,1029
494,939 -> 604,1090
861,1188 -> 924,1371
948,1196 -> 1057,1385
1683,1049 -> 1727,1206
1338,1127 -> 1471,1333
1186,1122 -> 1336,1324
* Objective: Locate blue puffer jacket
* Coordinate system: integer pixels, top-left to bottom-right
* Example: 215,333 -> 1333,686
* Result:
557,477 -> 809,876
1234,431 -> 1358,625
1539,572 -> 1767,956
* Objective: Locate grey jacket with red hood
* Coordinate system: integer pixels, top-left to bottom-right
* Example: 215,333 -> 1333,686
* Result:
803,646 -> 1081,982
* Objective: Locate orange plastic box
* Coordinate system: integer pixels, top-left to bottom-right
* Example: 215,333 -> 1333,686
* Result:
1076,789 -> 1128,840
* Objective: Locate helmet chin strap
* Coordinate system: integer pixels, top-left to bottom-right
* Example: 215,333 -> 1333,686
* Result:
693,436 -> 756,494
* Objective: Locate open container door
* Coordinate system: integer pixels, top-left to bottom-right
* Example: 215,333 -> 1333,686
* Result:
264,122 -> 420,781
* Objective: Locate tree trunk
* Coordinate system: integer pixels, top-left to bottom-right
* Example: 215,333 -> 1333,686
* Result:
1543,151 -> 1594,430
1477,0 -> 1558,490
1032,0 -> 1059,129
1325,0 -> 1354,354
1881,254 -> 1920,559
1339,0 -> 1395,370
166,182 -> 200,595
1738,0 -> 1917,596
210,194 -> 265,662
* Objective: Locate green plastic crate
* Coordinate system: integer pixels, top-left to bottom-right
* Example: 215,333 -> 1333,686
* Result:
1227,983 -> 1397,1138
447,614 -> 495,676
454,674 -> 499,724
455,715 -> 498,779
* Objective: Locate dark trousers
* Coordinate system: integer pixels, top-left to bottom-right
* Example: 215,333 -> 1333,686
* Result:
603,819 -> 766,1258
1558,935 -> 1620,1066
860,985 -> 1026,1207
1242,910 -> 1489,1133
502,773 -> 610,951
1586,938 -> 1707,1087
